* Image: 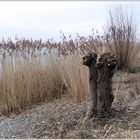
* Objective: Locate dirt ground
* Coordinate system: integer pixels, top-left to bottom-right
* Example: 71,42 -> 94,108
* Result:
0,72 -> 140,139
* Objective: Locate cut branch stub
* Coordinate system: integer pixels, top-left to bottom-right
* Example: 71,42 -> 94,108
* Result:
83,52 -> 97,67
97,53 -> 118,71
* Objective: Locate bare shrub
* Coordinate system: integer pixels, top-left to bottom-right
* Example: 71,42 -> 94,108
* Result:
104,6 -> 140,70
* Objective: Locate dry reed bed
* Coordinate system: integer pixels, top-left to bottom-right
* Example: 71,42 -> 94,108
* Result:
0,37 -> 139,138
0,51 -> 90,114
0,35 -> 103,114
0,33 -> 139,114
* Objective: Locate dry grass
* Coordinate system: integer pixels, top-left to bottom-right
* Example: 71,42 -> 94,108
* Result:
0,71 -> 140,139
0,31 -> 139,114
0,33 -> 105,114
0,7 -> 139,139
0,7 -> 140,114
0,50 -> 90,113
0,46 -> 140,138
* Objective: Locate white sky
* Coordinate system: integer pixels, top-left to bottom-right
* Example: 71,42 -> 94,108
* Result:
0,1 -> 140,41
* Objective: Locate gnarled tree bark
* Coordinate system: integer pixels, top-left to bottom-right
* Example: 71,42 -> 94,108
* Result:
97,53 -> 118,117
83,52 -> 118,121
83,52 -> 98,120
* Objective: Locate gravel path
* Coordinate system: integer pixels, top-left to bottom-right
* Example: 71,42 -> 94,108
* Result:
0,96 -> 87,138
1,94 -> 140,139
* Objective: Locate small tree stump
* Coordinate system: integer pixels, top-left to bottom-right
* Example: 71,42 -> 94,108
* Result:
83,52 -> 118,121
97,53 -> 118,117
83,52 -> 98,120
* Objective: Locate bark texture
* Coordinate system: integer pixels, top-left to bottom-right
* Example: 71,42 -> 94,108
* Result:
83,52 -> 118,120
97,53 -> 118,117
83,52 -> 98,118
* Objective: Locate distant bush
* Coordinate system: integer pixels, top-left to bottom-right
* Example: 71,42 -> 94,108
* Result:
104,6 -> 140,70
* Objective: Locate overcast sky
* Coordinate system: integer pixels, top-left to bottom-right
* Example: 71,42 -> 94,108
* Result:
0,1 -> 140,41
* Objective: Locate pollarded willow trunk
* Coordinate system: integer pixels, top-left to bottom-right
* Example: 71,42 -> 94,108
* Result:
83,52 -> 118,121
96,53 -> 118,117
83,52 -> 98,119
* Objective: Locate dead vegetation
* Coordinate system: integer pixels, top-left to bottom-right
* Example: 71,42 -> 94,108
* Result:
0,72 -> 140,139
0,26 -> 139,114
0,5 -> 139,139
104,6 -> 139,70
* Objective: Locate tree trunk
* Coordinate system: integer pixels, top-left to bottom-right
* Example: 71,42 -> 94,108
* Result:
97,63 -> 113,117
96,53 -> 118,117
89,65 -> 98,117
83,52 -> 118,121
82,52 -> 98,120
